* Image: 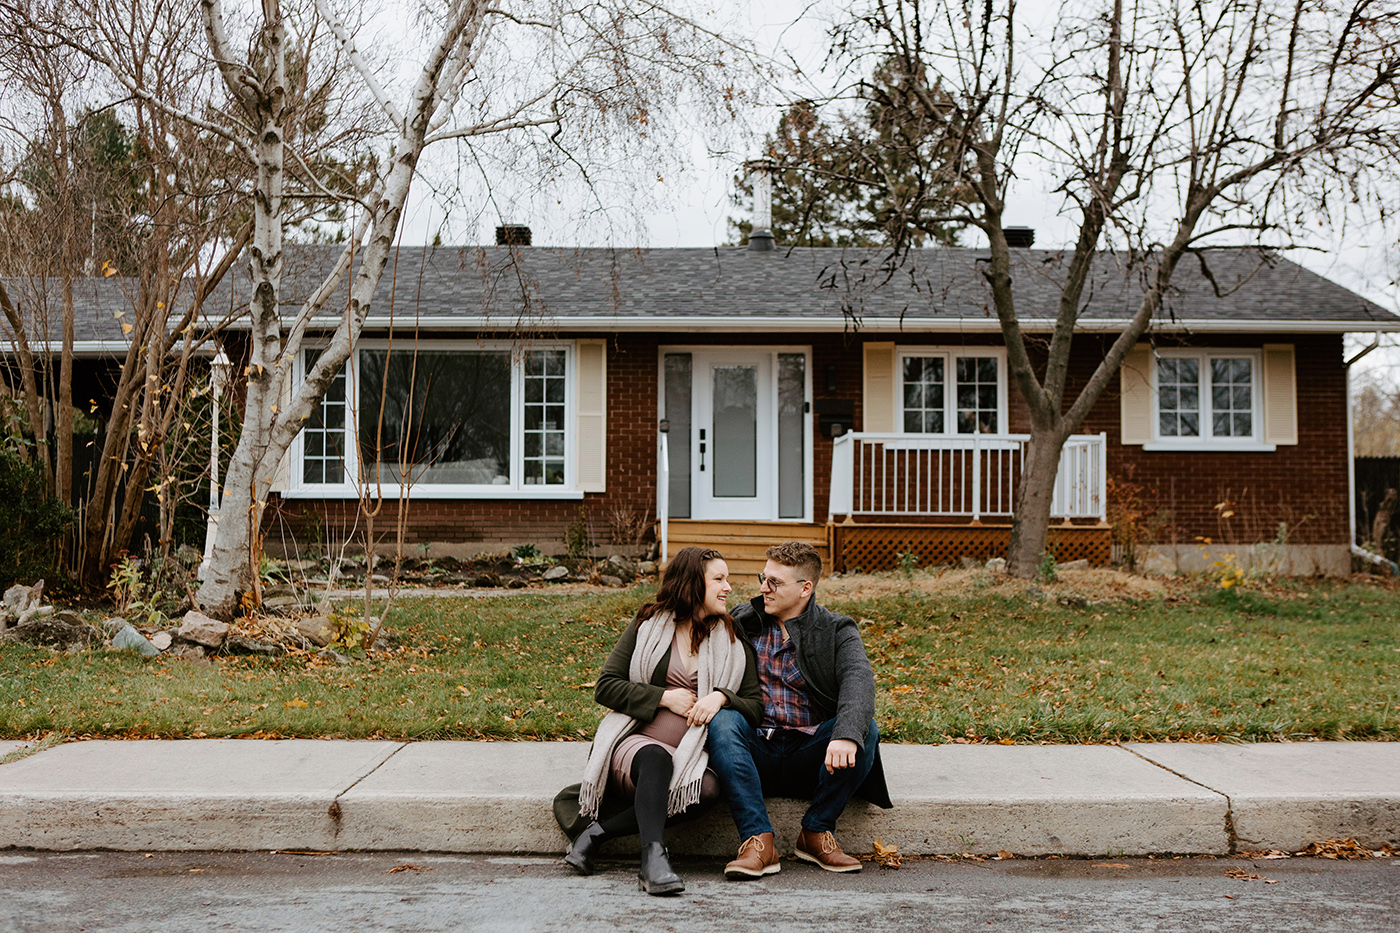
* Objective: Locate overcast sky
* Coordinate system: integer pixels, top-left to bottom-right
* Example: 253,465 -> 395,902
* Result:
390,0 -> 1399,362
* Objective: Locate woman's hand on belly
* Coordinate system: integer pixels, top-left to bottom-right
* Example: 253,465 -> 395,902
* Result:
660,688 -> 697,716
686,691 -> 727,726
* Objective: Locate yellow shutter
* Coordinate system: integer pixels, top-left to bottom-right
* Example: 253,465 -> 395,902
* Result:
575,339 -> 607,491
1120,344 -> 1153,445
863,342 -> 896,433
1262,343 -> 1297,446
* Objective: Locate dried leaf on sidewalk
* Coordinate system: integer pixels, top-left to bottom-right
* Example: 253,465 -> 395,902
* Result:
1224,867 -> 1278,883
994,850 -> 1015,860
1296,838 -> 1397,859
861,838 -> 902,869
386,863 -> 434,874
1237,849 -> 1290,860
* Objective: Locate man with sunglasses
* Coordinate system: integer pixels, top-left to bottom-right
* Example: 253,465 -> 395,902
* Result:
706,541 -> 890,879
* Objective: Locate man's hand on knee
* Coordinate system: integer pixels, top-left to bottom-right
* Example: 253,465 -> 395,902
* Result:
824,738 -> 858,773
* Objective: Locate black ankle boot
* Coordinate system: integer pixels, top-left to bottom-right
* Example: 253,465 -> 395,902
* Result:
637,841 -> 684,895
563,822 -> 608,875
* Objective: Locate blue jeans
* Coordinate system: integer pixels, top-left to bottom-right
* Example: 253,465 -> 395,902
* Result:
706,709 -> 879,838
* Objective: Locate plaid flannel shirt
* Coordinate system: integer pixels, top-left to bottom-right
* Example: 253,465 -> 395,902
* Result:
752,619 -> 820,734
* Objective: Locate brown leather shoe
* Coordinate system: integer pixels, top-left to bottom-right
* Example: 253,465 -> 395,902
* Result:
724,832 -> 781,879
795,829 -> 863,873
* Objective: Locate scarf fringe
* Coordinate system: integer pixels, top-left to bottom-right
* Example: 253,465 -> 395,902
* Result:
667,774 -> 704,818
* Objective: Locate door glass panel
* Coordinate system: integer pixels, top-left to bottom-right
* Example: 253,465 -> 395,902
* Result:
712,365 -> 757,498
663,354 -> 692,518
778,354 -> 805,518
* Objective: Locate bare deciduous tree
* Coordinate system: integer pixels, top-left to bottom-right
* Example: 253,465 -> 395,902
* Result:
794,0 -> 1400,576
56,0 -> 755,618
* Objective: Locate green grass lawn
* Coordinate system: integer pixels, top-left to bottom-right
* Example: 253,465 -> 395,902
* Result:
2,578 -> 1396,743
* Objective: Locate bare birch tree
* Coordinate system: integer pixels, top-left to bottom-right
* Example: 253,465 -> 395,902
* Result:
797,0 -> 1400,576
47,0 -> 753,618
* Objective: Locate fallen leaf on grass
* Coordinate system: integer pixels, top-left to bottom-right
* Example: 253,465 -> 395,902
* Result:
860,838 -> 902,869
386,864 -> 434,874
284,698 -> 308,709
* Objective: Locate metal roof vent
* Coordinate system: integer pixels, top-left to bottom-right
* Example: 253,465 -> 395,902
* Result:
1004,227 -> 1035,248
745,159 -> 775,252
496,225 -> 532,246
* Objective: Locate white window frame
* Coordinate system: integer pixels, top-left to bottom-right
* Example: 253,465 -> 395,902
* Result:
283,339 -> 584,499
1143,348 -> 1275,452
895,347 -> 1009,435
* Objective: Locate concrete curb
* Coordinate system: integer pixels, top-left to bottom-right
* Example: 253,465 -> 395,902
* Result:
0,740 -> 1395,856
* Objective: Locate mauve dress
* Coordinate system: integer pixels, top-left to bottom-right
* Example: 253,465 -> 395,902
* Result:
608,635 -> 721,803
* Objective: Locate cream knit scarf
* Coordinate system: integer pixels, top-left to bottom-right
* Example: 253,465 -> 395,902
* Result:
578,611 -> 747,820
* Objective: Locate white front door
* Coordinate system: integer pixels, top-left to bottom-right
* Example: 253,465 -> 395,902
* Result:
693,350 -> 774,520
661,347 -> 810,522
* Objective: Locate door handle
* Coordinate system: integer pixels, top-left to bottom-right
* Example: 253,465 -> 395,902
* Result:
699,428 -> 706,472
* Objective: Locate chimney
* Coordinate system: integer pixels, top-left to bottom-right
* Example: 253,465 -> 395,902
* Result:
1004,226 -> 1035,248
496,224 -> 532,246
744,159 -> 775,252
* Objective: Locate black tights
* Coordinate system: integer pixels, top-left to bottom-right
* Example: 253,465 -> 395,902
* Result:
597,745 -> 715,847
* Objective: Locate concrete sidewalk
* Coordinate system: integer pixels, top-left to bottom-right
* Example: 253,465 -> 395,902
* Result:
0,740 -> 1396,857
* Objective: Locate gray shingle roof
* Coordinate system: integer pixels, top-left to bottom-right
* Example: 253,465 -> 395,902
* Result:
6,245 -> 1396,352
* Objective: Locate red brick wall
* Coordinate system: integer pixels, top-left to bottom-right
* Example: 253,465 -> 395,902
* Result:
269,331 -> 1348,550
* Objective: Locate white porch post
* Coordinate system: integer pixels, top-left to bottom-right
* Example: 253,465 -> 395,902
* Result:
828,433 -> 854,518
657,428 -> 670,563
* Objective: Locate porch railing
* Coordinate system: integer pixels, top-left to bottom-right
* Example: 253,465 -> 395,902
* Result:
828,432 -> 1107,522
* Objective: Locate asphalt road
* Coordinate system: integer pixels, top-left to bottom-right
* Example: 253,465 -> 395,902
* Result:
1,850 -> 1396,933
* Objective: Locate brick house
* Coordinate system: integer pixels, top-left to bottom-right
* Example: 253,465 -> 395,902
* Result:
13,240 -> 1397,575
241,240 -> 1398,576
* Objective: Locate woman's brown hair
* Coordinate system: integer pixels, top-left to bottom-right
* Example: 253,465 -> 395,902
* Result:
634,546 -> 737,652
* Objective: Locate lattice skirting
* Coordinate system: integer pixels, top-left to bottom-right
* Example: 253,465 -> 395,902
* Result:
832,523 -> 1112,572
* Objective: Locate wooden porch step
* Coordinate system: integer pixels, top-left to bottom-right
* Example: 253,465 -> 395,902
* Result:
661,520 -> 830,576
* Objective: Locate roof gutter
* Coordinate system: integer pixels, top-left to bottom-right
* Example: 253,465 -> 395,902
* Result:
238,315 -> 1400,335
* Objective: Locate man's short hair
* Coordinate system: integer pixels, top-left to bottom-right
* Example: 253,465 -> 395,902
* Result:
766,541 -> 822,585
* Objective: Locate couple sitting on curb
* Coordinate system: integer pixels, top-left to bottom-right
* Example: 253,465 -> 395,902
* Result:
559,541 -> 891,894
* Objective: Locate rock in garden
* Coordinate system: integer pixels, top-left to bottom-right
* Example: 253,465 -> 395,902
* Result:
985,557 -> 1007,573
261,595 -> 300,611
370,574 -> 391,584
637,561 -> 657,575
150,631 -> 173,651
542,566 -> 569,581
293,616 -> 336,647
285,559 -> 319,573
101,617 -> 128,634
16,605 -> 54,626
225,635 -> 285,657
3,580 -> 43,618
4,616 -> 103,651
317,646 -> 352,665
599,575 -> 625,588
262,584 -> 298,598
110,624 -> 162,657
167,644 -> 207,661
1058,559 -> 1090,572
607,554 -> 637,575
177,611 -> 229,648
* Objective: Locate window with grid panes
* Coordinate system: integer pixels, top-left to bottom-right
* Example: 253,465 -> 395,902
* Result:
898,350 -> 1003,435
1154,352 -> 1259,443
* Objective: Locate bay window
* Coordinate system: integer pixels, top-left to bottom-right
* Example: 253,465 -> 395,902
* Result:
286,341 -> 581,498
